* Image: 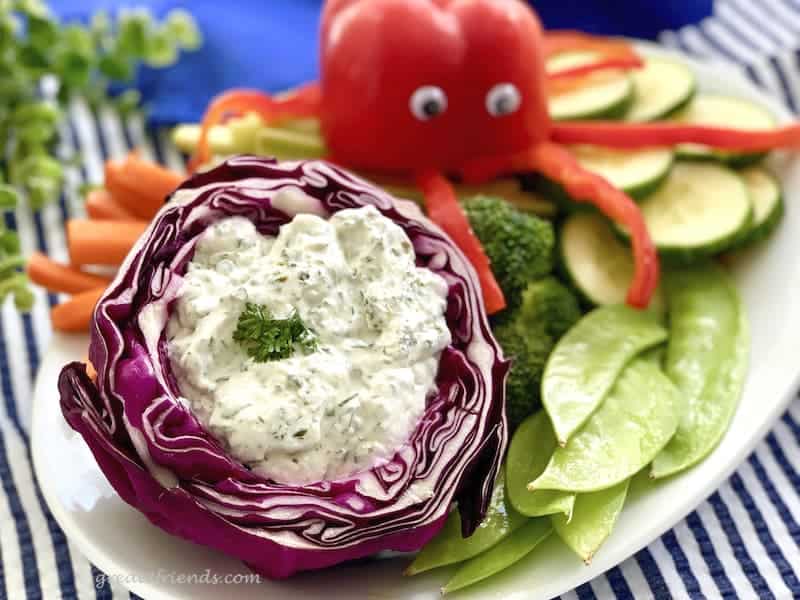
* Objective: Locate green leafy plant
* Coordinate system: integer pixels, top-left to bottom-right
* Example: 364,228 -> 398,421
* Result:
0,0 -> 201,211
0,224 -> 32,310
233,303 -> 318,363
0,0 -> 200,311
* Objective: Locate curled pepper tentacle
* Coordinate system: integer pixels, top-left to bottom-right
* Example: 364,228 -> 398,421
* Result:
416,171 -> 506,314
460,144 -> 658,309
189,84 -> 321,171
527,143 -> 659,309
550,121 -> 800,151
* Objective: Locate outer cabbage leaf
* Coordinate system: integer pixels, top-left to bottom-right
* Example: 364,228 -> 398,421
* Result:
59,157 -> 508,579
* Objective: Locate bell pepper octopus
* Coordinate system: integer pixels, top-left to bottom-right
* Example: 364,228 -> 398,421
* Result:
190,0 -> 800,314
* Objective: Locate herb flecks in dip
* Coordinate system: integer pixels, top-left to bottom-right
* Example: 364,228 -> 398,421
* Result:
167,204 -> 451,484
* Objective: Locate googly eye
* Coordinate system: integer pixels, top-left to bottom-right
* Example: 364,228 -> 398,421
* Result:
409,86 -> 448,121
486,83 -> 522,117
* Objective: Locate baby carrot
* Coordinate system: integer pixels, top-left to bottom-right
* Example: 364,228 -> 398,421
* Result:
67,219 -> 147,267
105,154 -> 184,220
51,287 -> 105,333
85,189 -> 140,221
27,252 -> 112,295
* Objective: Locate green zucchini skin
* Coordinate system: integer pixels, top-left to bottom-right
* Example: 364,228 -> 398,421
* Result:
613,162 -> 753,264
626,57 -> 697,123
733,167 -> 785,248
548,51 -> 636,122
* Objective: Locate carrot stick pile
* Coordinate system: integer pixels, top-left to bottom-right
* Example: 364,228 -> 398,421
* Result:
27,153 -> 185,332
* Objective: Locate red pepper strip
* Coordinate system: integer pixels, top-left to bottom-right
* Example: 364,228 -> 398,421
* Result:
460,144 -> 659,309
547,65 -> 638,97
273,82 -> 322,114
550,121 -> 800,151
547,57 -> 644,81
190,83 -> 321,172
544,30 -> 641,59
415,170 -> 506,314
543,31 -> 643,95
528,143 -> 658,309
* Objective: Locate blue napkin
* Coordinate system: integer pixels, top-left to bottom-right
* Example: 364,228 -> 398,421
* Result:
50,0 -> 712,125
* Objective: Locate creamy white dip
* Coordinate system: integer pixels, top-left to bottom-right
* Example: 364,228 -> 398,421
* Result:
167,203 -> 451,484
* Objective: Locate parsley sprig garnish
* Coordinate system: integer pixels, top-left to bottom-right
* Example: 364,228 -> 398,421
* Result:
233,303 -> 318,362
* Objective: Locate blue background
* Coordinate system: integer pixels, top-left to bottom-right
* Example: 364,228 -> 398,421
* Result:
51,0 -> 713,124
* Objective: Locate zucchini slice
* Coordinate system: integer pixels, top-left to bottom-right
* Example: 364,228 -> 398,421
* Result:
548,52 -> 635,121
626,57 -> 696,122
674,95 -> 776,166
615,162 -> 752,262
738,166 -> 784,245
569,145 -> 674,199
560,212 -> 664,312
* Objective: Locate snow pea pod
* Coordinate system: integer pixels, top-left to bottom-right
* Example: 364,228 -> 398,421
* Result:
543,304 -> 668,444
506,411 -> 575,518
407,471 -> 526,575
532,357 -> 678,493
552,478 -> 630,563
652,263 -> 748,479
442,518 -> 553,594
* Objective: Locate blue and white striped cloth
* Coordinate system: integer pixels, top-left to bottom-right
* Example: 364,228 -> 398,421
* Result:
4,1 -> 800,598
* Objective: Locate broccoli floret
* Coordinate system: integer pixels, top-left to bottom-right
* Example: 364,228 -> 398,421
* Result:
493,320 -> 550,431
493,278 -> 583,430
519,277 -> 582,340
464,196 -> 555,309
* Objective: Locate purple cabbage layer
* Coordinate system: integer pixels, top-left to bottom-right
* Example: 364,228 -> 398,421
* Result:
58,157 -> 508,578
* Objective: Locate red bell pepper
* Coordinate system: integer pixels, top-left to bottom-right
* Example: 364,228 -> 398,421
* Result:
551,121 -> 800,151
320,0 -> 552,173
416,171 -> 506,314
